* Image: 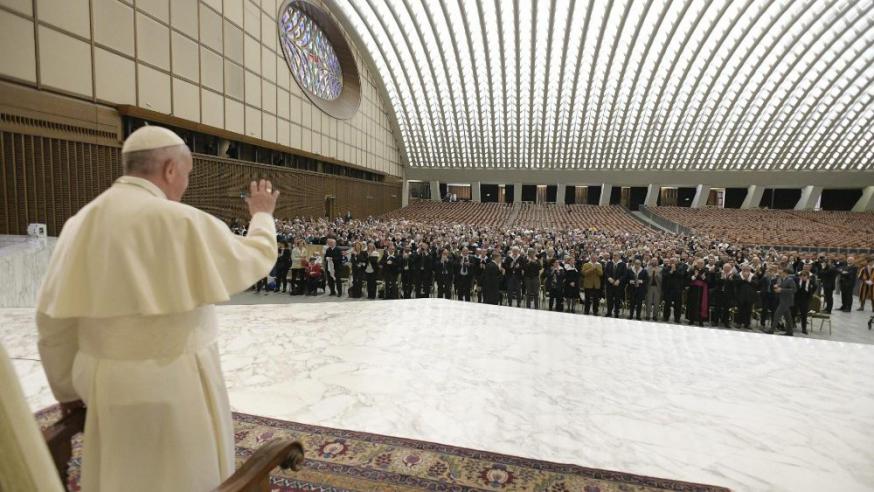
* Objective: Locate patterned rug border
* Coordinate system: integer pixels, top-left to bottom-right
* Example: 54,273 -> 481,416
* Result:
36,406 -> 730,492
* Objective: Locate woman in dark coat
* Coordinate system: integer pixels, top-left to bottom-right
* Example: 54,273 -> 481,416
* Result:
482,252 -> 503,305
563,255 -> 581,313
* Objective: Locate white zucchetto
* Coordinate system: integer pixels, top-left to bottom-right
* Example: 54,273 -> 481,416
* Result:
122,126 -> 186,154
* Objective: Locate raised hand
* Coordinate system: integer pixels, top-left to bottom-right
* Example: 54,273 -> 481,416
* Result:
245,179 -> 280,217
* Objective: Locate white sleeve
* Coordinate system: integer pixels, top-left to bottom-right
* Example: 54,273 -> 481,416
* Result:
190,211 -> 278,295
35,312 -> 79,403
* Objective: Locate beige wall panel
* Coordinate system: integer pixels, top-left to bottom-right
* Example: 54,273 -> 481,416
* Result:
137,13 -> 170,70
201,0 -> 221,14
199,2 -> 222,51
299,100 -> 310,127
38,27 -> 92,97
38,0 -> 89,38
275,53 -> 288,89
93,0 -> 135,56
200,47 -> 223,91
243,0 -> 259,38
244,70 -> 260,106
170,0 -> 197,34
277,118 -> 289,146
0,0 -> 32,15
137,0 -> 169,23
172,77 -> 200,121
223,60 -> 243,99
223,0 -> 243,26
262,112 -> 276,141
290,122 -> 301,148
276,88 -> 289,119
94,47 -> 135,103
245,104 -> 260,138
138,63 -> 171,113
261,79 -> 275,114
171,31 -> 199,81
261,45 -> 275,82
201,88 -> 223,127
0,12 -> 36,82
243,34 -> 260,72
225,97 -> 243,133
264,0 -> 278,18
223,20 -> 243,64
260,12 -> 275,50
0,0 -> 403,177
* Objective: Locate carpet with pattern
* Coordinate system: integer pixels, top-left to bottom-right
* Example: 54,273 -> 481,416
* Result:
37,406 -> 729,491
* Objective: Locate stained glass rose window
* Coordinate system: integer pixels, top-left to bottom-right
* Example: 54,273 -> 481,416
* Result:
279,6 -> 343,101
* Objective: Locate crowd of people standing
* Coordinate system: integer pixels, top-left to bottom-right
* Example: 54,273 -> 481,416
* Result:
231,215 -> 874,336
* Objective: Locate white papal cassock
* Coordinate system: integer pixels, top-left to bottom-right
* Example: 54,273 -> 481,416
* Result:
36,175 -> 277,491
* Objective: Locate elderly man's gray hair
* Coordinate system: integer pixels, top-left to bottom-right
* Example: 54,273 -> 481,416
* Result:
122,145 -> 187,175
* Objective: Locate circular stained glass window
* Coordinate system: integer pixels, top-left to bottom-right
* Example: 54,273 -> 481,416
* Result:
279,6 -> 343,101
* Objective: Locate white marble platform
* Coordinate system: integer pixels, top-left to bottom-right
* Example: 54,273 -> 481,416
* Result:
0,235 -> 56,308
3,299 -> 874,491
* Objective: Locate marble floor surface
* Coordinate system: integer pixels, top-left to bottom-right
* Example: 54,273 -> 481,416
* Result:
3,300 -> 873,492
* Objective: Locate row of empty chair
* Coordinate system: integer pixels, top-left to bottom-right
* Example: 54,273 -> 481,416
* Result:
379,200 -> 514,228
380,201 -> 647,233
648,206 -> 874,249
512,203 -> 648,233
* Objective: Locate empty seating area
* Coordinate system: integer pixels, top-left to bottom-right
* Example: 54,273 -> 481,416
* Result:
513,203 -> 648,233
381,201 -> 647,232
649,206 -> 874,249
379,199 -> 514,228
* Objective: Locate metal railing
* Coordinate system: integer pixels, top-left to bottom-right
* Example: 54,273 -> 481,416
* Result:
637,206 -> 693,235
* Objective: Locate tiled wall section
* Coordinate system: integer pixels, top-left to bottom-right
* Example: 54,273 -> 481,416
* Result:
0,0 -> 404,177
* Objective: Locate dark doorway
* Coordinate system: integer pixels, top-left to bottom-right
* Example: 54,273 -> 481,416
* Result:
629,187 -> 647,210
724,188 -> 747,208
481,184 -> 499,203
677,187 -> 696,207
587,185 -> 601,205
821,189 -> 862,210
521,184 -> 537,202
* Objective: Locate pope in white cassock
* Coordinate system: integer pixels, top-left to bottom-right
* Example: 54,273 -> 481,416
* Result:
35,126 -> 280,491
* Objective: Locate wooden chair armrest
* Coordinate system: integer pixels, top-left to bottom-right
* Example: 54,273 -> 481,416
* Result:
42,407 -> 86,487
214,438 -> 304,492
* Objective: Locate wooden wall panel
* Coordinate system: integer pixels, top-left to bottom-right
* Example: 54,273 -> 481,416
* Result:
0,132 -> 402,235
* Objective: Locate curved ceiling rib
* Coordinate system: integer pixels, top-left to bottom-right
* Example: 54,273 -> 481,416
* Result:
327,0 -> 874,171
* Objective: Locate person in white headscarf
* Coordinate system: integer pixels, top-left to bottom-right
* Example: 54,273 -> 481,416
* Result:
35,126 -> 280,492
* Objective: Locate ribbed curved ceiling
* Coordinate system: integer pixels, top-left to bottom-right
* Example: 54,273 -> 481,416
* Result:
327,0 -> 873,172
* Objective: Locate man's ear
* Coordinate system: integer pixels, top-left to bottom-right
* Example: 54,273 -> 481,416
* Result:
163,158 -> 176,180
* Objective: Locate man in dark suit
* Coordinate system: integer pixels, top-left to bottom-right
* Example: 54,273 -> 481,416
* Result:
273,243 -> 291,293
661,258 -> 685,323
837,256 -> 858,312
416,243 -> 434,298
435,248 -> 453,299
324,238 -> 344,297
380,243 -> 400,299
604,253 -> 627,318
733,264 -> 758,329
624,259 -> 648,320
711,263 -> 735,328
455,247 -> 474,302
400,246 -> 415,299
794,269 -> 817,335
474,248 -> 488,303
502,246 -> 525,307
482,252 -> 503,305
817,257 -> 837,313
772,268 -> 797,335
